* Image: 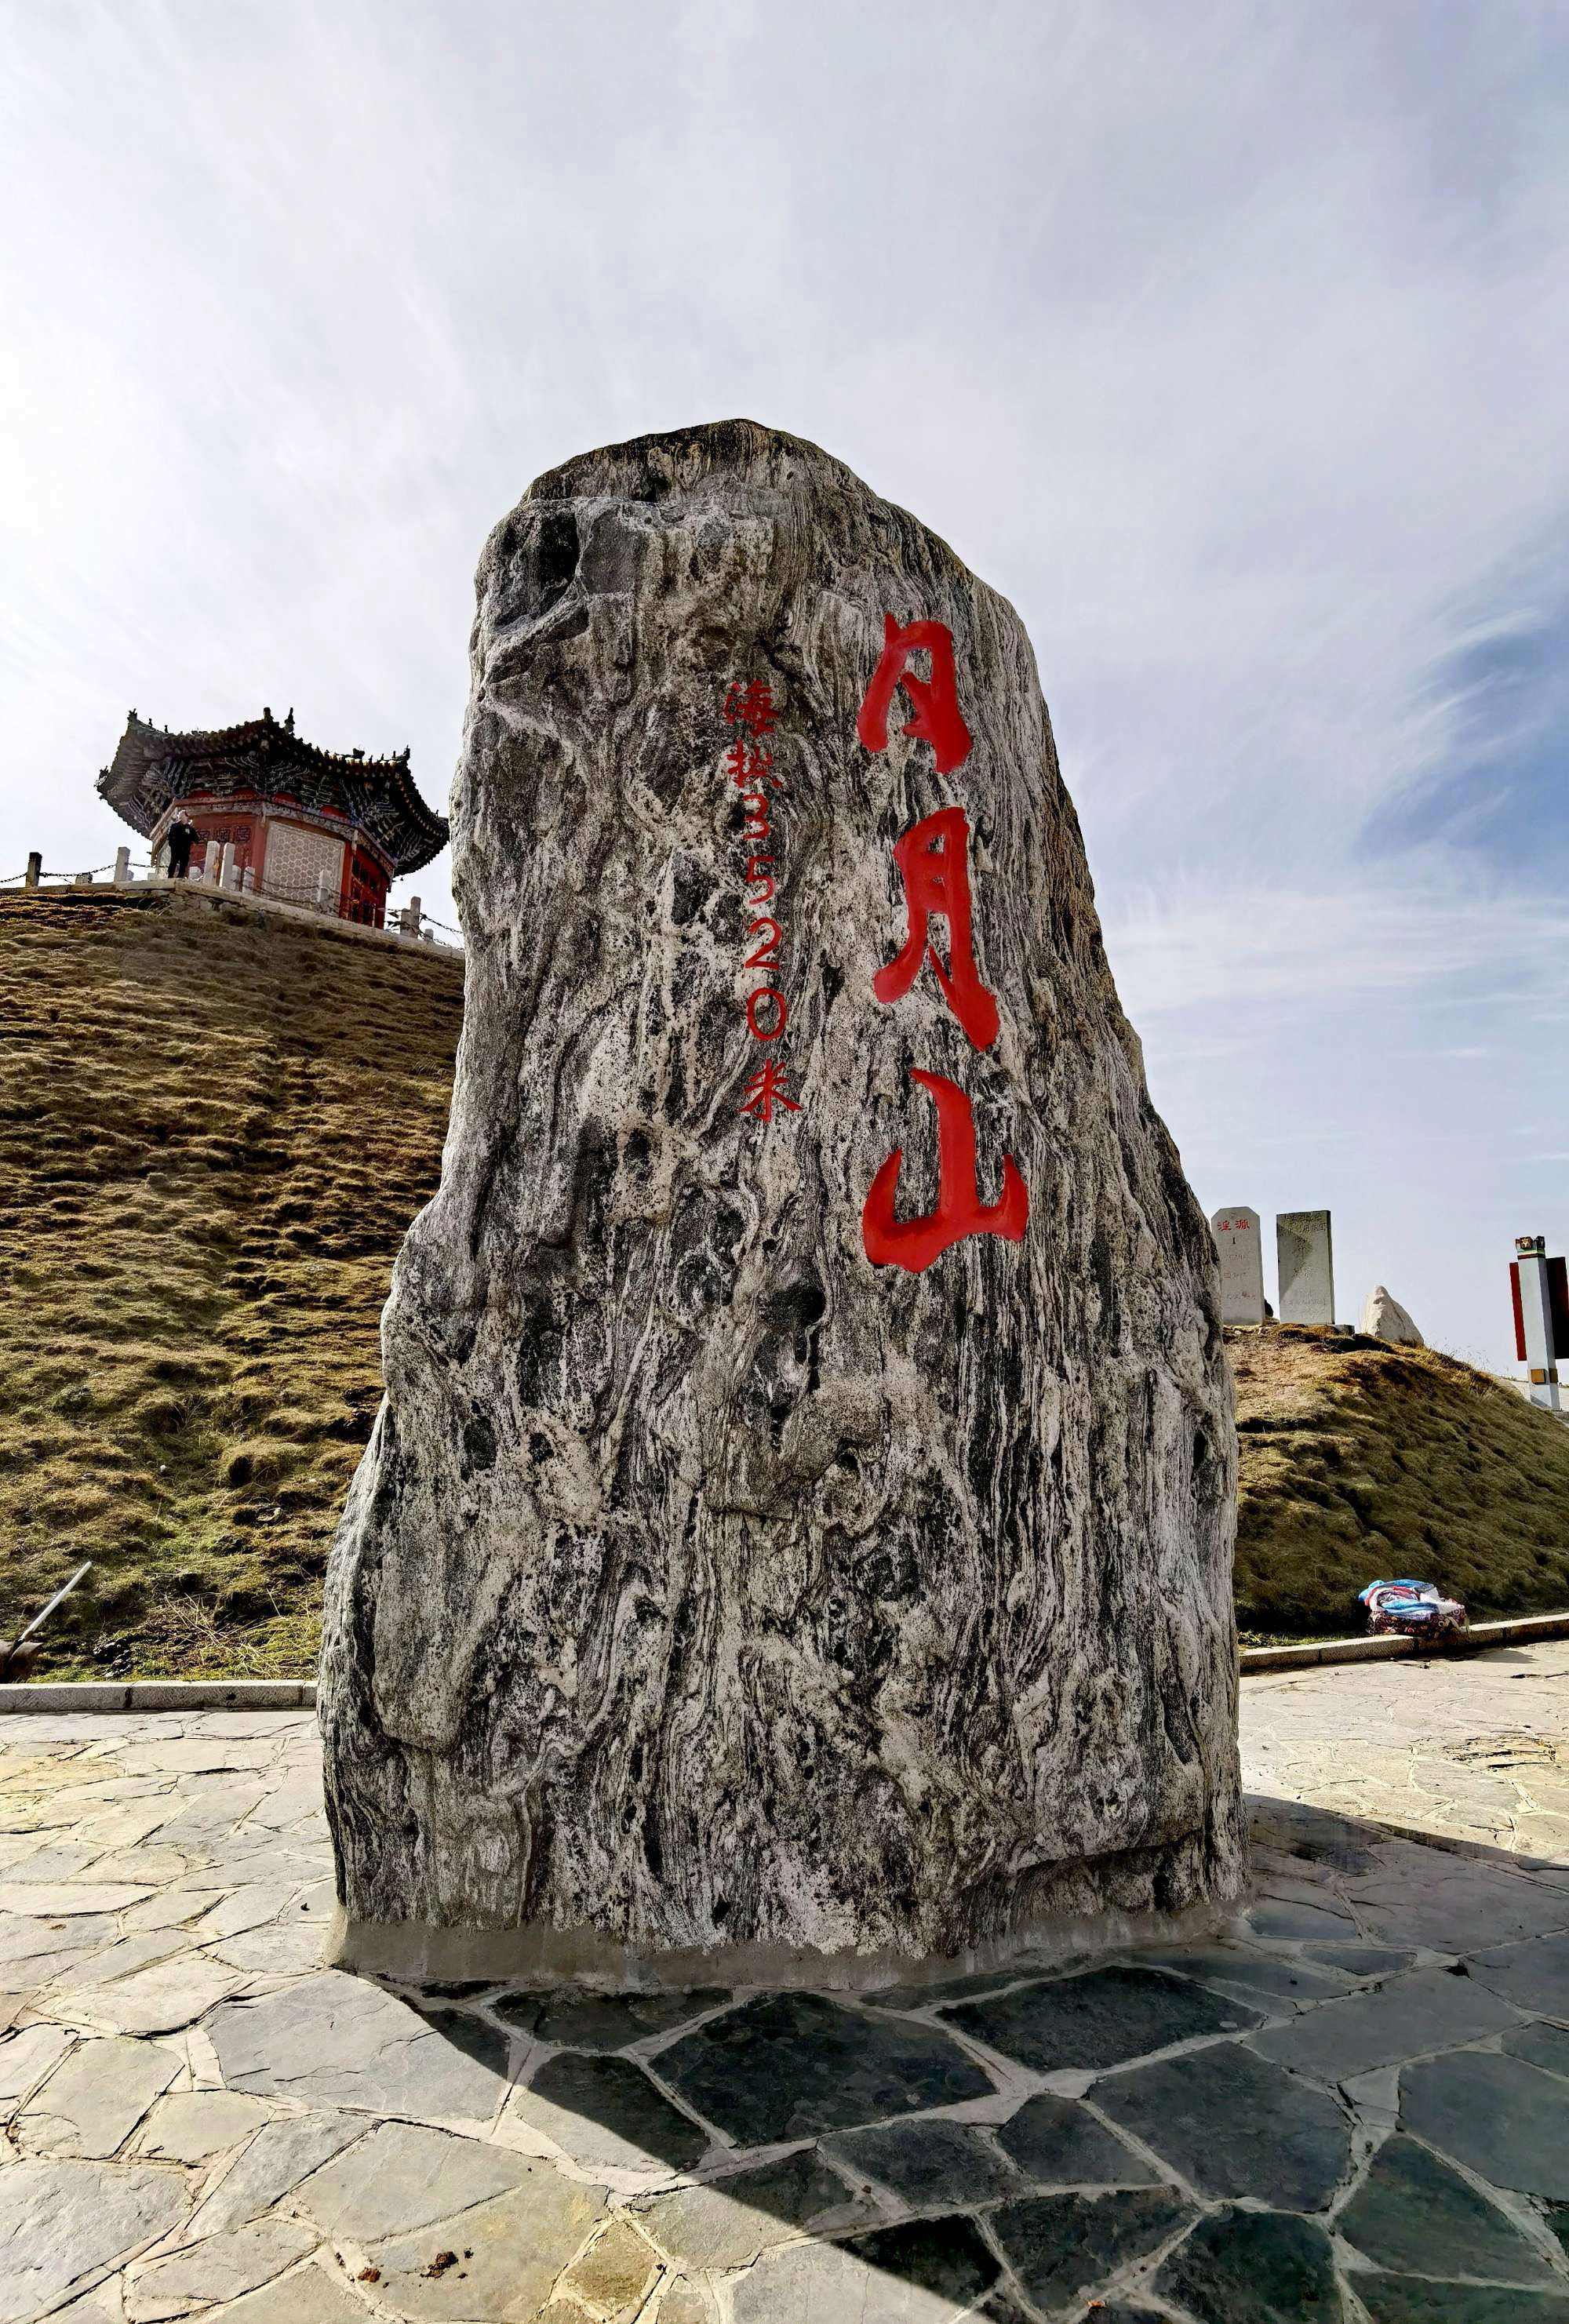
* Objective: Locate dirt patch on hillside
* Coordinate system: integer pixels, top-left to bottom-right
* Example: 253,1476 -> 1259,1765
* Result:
1231,1326 -> 1569,1636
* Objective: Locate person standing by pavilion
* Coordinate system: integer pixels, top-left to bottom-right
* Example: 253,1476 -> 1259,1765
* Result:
164,816 -> 199,878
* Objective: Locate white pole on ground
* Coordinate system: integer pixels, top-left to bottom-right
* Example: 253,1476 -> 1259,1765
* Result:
242,864 -> 256,893
15,1562 -> 93,1648
113,846 -> 130,886
1515,1235 -> 1563,1413
220,842 -> 238,889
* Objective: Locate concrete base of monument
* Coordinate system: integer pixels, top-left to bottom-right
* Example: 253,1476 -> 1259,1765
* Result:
324,1893 -> 1243,1994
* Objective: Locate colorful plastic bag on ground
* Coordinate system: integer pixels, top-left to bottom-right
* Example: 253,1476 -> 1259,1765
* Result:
1358,1578 -> 1468,1640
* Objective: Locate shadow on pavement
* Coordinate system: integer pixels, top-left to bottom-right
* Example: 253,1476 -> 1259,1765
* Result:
357,1793 -> 1569,2320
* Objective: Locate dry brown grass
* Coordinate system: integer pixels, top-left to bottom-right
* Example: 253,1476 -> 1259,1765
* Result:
0,888 -> 461,1678
1230,1325 -> 1569,1636
4,889 -> 1564,1674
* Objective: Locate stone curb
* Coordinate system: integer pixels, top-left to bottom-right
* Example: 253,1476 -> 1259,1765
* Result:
1240,1609 -> 1569,1674
0,1678 -> 317,1712
2,1613 -> 1566,1710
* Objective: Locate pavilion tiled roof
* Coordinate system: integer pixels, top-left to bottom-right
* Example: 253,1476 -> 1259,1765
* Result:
97,707 -> 449,874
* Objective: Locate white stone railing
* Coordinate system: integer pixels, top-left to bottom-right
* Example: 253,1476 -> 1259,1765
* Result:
2,846 -> 461,951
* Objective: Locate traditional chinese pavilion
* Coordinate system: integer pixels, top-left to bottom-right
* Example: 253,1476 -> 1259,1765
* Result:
97,707 -> 448,925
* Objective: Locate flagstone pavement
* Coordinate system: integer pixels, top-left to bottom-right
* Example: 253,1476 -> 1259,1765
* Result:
1,1644 -> 1567,2322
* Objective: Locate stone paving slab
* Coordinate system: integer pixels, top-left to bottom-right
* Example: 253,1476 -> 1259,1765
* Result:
0,1652 -> 1565,2320
1243,1641 -> 1569,1862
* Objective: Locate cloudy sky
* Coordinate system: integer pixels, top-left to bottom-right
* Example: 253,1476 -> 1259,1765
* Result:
4,0 -> 1565,1370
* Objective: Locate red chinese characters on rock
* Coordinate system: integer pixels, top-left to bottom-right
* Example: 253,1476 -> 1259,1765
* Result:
857,619 -> 1028,1274
741,1057 -> 799,1122
862,1068 -> 1028,1271
873,806 -> 1000,1051
725,678 -> 798,1121
856,614 -> 974,777
725,679 -> 777,742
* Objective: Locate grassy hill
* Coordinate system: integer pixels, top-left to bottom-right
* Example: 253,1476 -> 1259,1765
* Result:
1232,1325 -> 1569,1636
0,888 -> 461,1678
3,888 -> 1565,1675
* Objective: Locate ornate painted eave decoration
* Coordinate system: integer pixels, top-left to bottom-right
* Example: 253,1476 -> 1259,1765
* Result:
96,707 -> 449,873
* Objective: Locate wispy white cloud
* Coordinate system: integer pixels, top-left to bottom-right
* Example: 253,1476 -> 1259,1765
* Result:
1104,871 -> 1569,1018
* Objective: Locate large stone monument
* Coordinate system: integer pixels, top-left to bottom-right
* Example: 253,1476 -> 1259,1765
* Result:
1276,1209 -> 1334,1327
1210,1206 -> 1265,1326
320,421 -> 1244,1987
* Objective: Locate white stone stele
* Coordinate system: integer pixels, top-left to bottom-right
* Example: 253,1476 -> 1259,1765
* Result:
1515,1241 -> 1564,1413
1210,1206 -> 1265,1326
1277,1209 -> 1334,1326
1360,1285 -> 1423,1346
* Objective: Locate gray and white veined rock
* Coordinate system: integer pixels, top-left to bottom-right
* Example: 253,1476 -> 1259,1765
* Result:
319,420 -> 1244,1986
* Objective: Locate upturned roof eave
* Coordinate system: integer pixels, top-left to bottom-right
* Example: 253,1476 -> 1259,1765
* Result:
96,714 -> 450,872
